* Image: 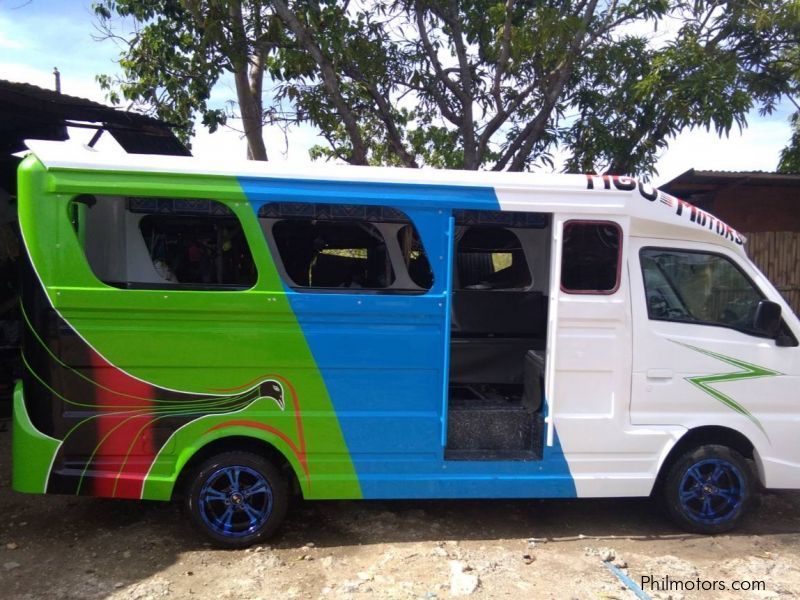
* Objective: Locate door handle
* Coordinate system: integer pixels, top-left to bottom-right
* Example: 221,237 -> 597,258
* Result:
646,369 -> 673,380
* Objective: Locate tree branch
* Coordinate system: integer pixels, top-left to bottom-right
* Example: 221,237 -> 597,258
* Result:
271,0 -> 369,164
492,0 -> 514,110
365,83 -> 419,167
477,79 -> 537,162
445,0 -> 477,168
414,4 -> 466,109
344,63 -> 419,167
501,0 -> 601,170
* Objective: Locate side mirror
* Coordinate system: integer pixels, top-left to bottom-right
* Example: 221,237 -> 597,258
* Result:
753,300 -> 782,338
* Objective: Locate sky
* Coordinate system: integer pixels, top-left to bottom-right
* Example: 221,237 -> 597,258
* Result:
0,0 -> 795,186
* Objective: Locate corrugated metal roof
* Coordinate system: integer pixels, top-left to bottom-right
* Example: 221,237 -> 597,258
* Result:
0,79 -> 190,157
661,168 -> 800,198
690,169 -> 799,176
1,79 -> 169,128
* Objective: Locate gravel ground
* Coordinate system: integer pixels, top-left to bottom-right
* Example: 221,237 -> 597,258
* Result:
1,426 -> 799,600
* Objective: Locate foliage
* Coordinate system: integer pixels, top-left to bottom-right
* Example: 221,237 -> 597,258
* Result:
95,0 -> 800,175
568,0 -> 800,175
779,114 -> 800,173
94,0 -> 279,159
775,5 -> 800,174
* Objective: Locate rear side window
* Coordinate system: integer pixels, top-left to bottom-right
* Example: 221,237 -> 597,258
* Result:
139,213 -> 256,289
640,248 -> 763,331
561,221 -> 621,293
71,195 -> 257,291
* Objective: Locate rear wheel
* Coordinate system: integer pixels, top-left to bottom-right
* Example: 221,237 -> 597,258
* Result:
185,451 -> 288,548
662,444 -> 755,534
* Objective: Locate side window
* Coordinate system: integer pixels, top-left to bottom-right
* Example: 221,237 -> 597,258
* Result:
640,248 -> 763,331
561,221 -> 621,293
456,227 -> 531,290
139,213 -> 256,289
261,203 -> 432,293
272,220 -> 394,289
71,195 -> 257,290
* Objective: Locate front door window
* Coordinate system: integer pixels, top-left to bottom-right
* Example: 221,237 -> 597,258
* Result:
640,249 -> 763,334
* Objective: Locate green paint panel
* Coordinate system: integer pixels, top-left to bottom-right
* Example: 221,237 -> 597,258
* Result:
16,156 -> 361,500
12,381 -> 60,493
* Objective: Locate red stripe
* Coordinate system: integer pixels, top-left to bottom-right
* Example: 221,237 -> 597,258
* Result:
88,351 -> 156,498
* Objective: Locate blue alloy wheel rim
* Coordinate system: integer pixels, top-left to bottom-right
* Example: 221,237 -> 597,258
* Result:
678,458 -> 745,525
199,465 -> 274,538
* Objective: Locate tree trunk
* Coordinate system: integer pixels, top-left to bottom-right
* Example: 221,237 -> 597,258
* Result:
230,1 -> 268,161
234,68 -> 268,161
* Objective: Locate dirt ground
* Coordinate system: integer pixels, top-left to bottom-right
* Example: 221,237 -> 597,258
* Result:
1,426 -> 799,600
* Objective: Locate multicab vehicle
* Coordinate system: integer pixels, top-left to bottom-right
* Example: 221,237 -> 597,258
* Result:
12,140 -> 800,546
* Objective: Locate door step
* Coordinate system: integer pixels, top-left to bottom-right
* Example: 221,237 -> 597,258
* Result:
446,399 -> 544,460
444,449 -> 538,461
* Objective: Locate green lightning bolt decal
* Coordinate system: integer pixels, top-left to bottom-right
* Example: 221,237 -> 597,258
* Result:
672,341 -> 781,438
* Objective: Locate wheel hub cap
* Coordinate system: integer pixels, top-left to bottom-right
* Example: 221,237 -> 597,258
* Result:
198,465 -> 274,538
678,458 -> 745,525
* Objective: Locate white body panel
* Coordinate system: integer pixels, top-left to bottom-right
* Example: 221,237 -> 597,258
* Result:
629,237 -> 800,490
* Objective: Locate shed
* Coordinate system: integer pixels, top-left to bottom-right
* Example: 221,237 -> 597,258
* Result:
0,78 -> 190,416
0,78 -> 189,193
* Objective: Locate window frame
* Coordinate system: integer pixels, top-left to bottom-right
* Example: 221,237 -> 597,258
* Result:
638,246 -> 775,338
396,224 -> 434,291
560,219 -> 623,295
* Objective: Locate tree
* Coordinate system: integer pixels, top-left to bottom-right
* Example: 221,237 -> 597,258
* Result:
267,0 -> 674,170
776,20 -> 800,174
779,115 -> 800,173
94,0 -> 280,160
567,0 -> 800,174
95,0 -> 800,175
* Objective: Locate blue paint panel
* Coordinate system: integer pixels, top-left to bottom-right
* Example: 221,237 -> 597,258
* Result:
236,177 -> 502,212
239,176 -> 577,499
351,428 -> 576,499
440,217 -> 455,448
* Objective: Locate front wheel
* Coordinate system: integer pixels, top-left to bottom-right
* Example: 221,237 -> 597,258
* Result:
662,444 -> 755,534
185,451 -> 288,548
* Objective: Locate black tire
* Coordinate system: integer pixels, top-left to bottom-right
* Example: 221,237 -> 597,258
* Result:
662,444 -> 755,534
185,451 -> 288,548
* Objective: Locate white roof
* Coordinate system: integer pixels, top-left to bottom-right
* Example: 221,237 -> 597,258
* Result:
24,139 -> 745,252
26,138 -> 600,192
